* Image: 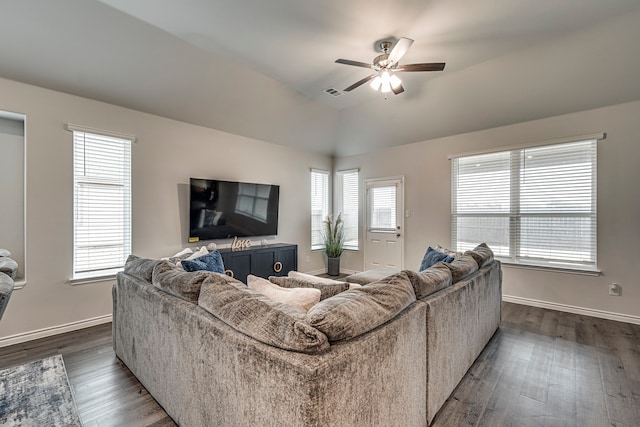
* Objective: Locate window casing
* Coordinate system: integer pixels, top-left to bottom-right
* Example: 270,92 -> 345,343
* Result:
311,169 -> 329,250
336,169 -> 359,250
72,129 -> 132,280
451,138 -> 598,271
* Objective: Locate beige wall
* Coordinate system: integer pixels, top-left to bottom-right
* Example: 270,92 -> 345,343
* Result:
336,100 -> 640,320
0,77 -> 330,341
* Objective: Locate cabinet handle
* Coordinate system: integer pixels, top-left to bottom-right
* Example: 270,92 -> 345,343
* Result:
224,269 -> 234,278
274,262 -> 283,273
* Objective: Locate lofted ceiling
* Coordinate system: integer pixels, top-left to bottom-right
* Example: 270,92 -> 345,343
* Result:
1,0 -> 640,156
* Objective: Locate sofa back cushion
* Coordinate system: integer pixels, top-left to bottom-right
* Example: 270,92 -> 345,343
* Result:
198,274 -> 329,354
269,276 -> 350,301
443,255 -> 479,283
464,243 -> 495,268
248,275 -> 321,312
403,265 -> 453,299
306,272 -> 416,342
124,255 -> 161,283
152,260 -> 217,303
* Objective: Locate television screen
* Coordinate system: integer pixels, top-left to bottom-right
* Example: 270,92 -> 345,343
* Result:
189,178 -> 279,240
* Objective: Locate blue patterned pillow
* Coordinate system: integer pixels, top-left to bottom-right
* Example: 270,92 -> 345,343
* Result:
419,247 -> 454,271
181,251 -> 225,274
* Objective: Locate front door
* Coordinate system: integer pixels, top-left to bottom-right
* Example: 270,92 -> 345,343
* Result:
364,177 -> 404,270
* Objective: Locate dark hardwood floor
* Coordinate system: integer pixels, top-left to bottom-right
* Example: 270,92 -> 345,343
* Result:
1,302 -> 639,426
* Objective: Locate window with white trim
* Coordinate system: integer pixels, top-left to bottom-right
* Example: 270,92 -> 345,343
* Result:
72,129 -> 132,280
451,138 -> 598,271
311,169 -> 329,250
336,169 -> 359,250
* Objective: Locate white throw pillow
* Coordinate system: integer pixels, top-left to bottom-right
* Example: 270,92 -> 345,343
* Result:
173,247 -> 193,258
247,275 -> 321,312
288,271 -> 345,285
185,246 -> 208,260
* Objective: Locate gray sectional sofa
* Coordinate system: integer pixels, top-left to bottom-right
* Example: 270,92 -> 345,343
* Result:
112,245 -> 502,426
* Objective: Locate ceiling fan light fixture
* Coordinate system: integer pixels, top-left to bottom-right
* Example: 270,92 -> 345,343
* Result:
370,76 -> 382,90
390,74 -> 402,89
380,81 -> 392,93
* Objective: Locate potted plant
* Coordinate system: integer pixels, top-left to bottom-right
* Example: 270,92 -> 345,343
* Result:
321,213 -> 345,276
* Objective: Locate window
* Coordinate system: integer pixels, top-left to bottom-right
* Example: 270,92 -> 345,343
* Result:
336,169 -> 359,250
235,183 -> 271,223
451,137 -> 598,271
71,127 -> 132,280
368,185 -> 397,231
311,169 -> 329,250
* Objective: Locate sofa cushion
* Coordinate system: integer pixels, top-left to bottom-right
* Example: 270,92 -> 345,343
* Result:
288,271 -> 343,285
306,272 -> 416,342
248,275 -> 321,312
443,255 -> 479,283
152,260 -> 215,303
465,243 -> 495,268
419,247 -> 454,271
0,249 -> 11,258
269,276 -> 349,301
345,267 -> 400,285
198,274 -> 329,354
0,258 -> 18,279
124,255 -> 160,283
181,251 -> 225,274
403,266 -> 453,299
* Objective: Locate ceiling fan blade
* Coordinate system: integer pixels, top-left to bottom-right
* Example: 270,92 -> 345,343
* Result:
335,59 -> 373,69
391,83 -> 405,95
396,62 -> 446,72
387,37 -> 414,66
344,74 -> 378,92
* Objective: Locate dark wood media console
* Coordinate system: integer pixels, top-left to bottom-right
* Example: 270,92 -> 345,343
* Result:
217,243 -> 297,283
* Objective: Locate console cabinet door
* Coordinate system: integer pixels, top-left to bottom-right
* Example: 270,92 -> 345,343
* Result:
274,246 -> 297,276
220,252 -> 252,283
219,244 -> 298,283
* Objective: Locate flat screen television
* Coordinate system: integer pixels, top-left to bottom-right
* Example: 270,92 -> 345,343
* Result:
189,178 -> 279,241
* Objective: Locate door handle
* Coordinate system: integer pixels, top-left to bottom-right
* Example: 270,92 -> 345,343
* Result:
396,233 -> 401,237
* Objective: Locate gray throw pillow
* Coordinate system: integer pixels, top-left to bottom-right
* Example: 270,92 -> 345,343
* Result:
269,276 -> 349,300
465,243 -> 495,268
402,265 -> 453,299
124,255 -> 161,283
198,274 -> 329,354
0,258 -> 18,279
152,260 -> 216,303
443,255 -> 479,283
306,272 -> 416,342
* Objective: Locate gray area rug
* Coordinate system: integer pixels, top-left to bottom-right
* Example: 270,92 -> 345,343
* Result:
0,354 -> 83,426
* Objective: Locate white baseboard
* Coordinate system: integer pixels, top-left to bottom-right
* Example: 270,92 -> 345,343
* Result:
502,295 -> 640,325
0,314 -> 112,348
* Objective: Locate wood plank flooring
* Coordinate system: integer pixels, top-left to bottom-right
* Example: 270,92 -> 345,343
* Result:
1,302 -> 639,426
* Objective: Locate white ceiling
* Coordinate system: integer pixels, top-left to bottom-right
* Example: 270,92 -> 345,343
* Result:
1,0 -> 640,156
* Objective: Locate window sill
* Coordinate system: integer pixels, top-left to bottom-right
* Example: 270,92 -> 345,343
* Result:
70,269 -> 121,285
501,261 -> 601,276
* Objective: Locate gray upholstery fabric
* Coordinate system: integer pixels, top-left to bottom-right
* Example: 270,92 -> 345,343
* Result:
124,255 -> 160,283
465,242 -> 495,268
0,272 -> 15,321
307,272 -> 416,342
199,274 -> 329,353
113,271 -> 428,427
345,267 -> 399,285
152,260 -> 214,303
0,257 -> 18,279
269,275 -> 349,300
403,265 -> 453,299
422,261 -> 502,424
443,254 -> 479,283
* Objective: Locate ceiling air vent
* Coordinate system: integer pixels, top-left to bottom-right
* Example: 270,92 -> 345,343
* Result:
323,87 -> 343,97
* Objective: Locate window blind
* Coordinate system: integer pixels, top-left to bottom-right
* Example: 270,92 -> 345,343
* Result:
73,130 -> 132,279
451,139 -> 597,271
311,169 -> 329,250
337,170 -> 359,250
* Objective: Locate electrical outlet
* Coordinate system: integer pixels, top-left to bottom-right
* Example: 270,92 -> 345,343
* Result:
609,283 -> 621,296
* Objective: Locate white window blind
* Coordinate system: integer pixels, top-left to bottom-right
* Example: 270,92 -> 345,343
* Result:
73,130 -> 132,279
311,169 -> 329,250
451,138 -> 597,271
368,185 -> 397,231
336,170 -> 359,250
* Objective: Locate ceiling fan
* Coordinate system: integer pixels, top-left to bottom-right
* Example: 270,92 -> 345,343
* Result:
335,37 -> 445,96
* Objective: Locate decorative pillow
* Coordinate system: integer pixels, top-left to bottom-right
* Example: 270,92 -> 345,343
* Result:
435,245 -> 463,258
152,260 -> 216,303
181,251 -> 225,274
465,243 -> 495,268
269,276 -> 350,301
0,248 -> 11,258
288,271 -> 344,285
198,275 -> 329,354
247,275 -> 321,312
0,258 -> 18,279
124,255 -> 161,283
419,247 -> 454,271
443,255 -> 479,283
306,272 -> 416,342
402,265 -> 453,299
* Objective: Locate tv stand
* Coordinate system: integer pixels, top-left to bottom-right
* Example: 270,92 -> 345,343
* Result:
217,243 -> 297,284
